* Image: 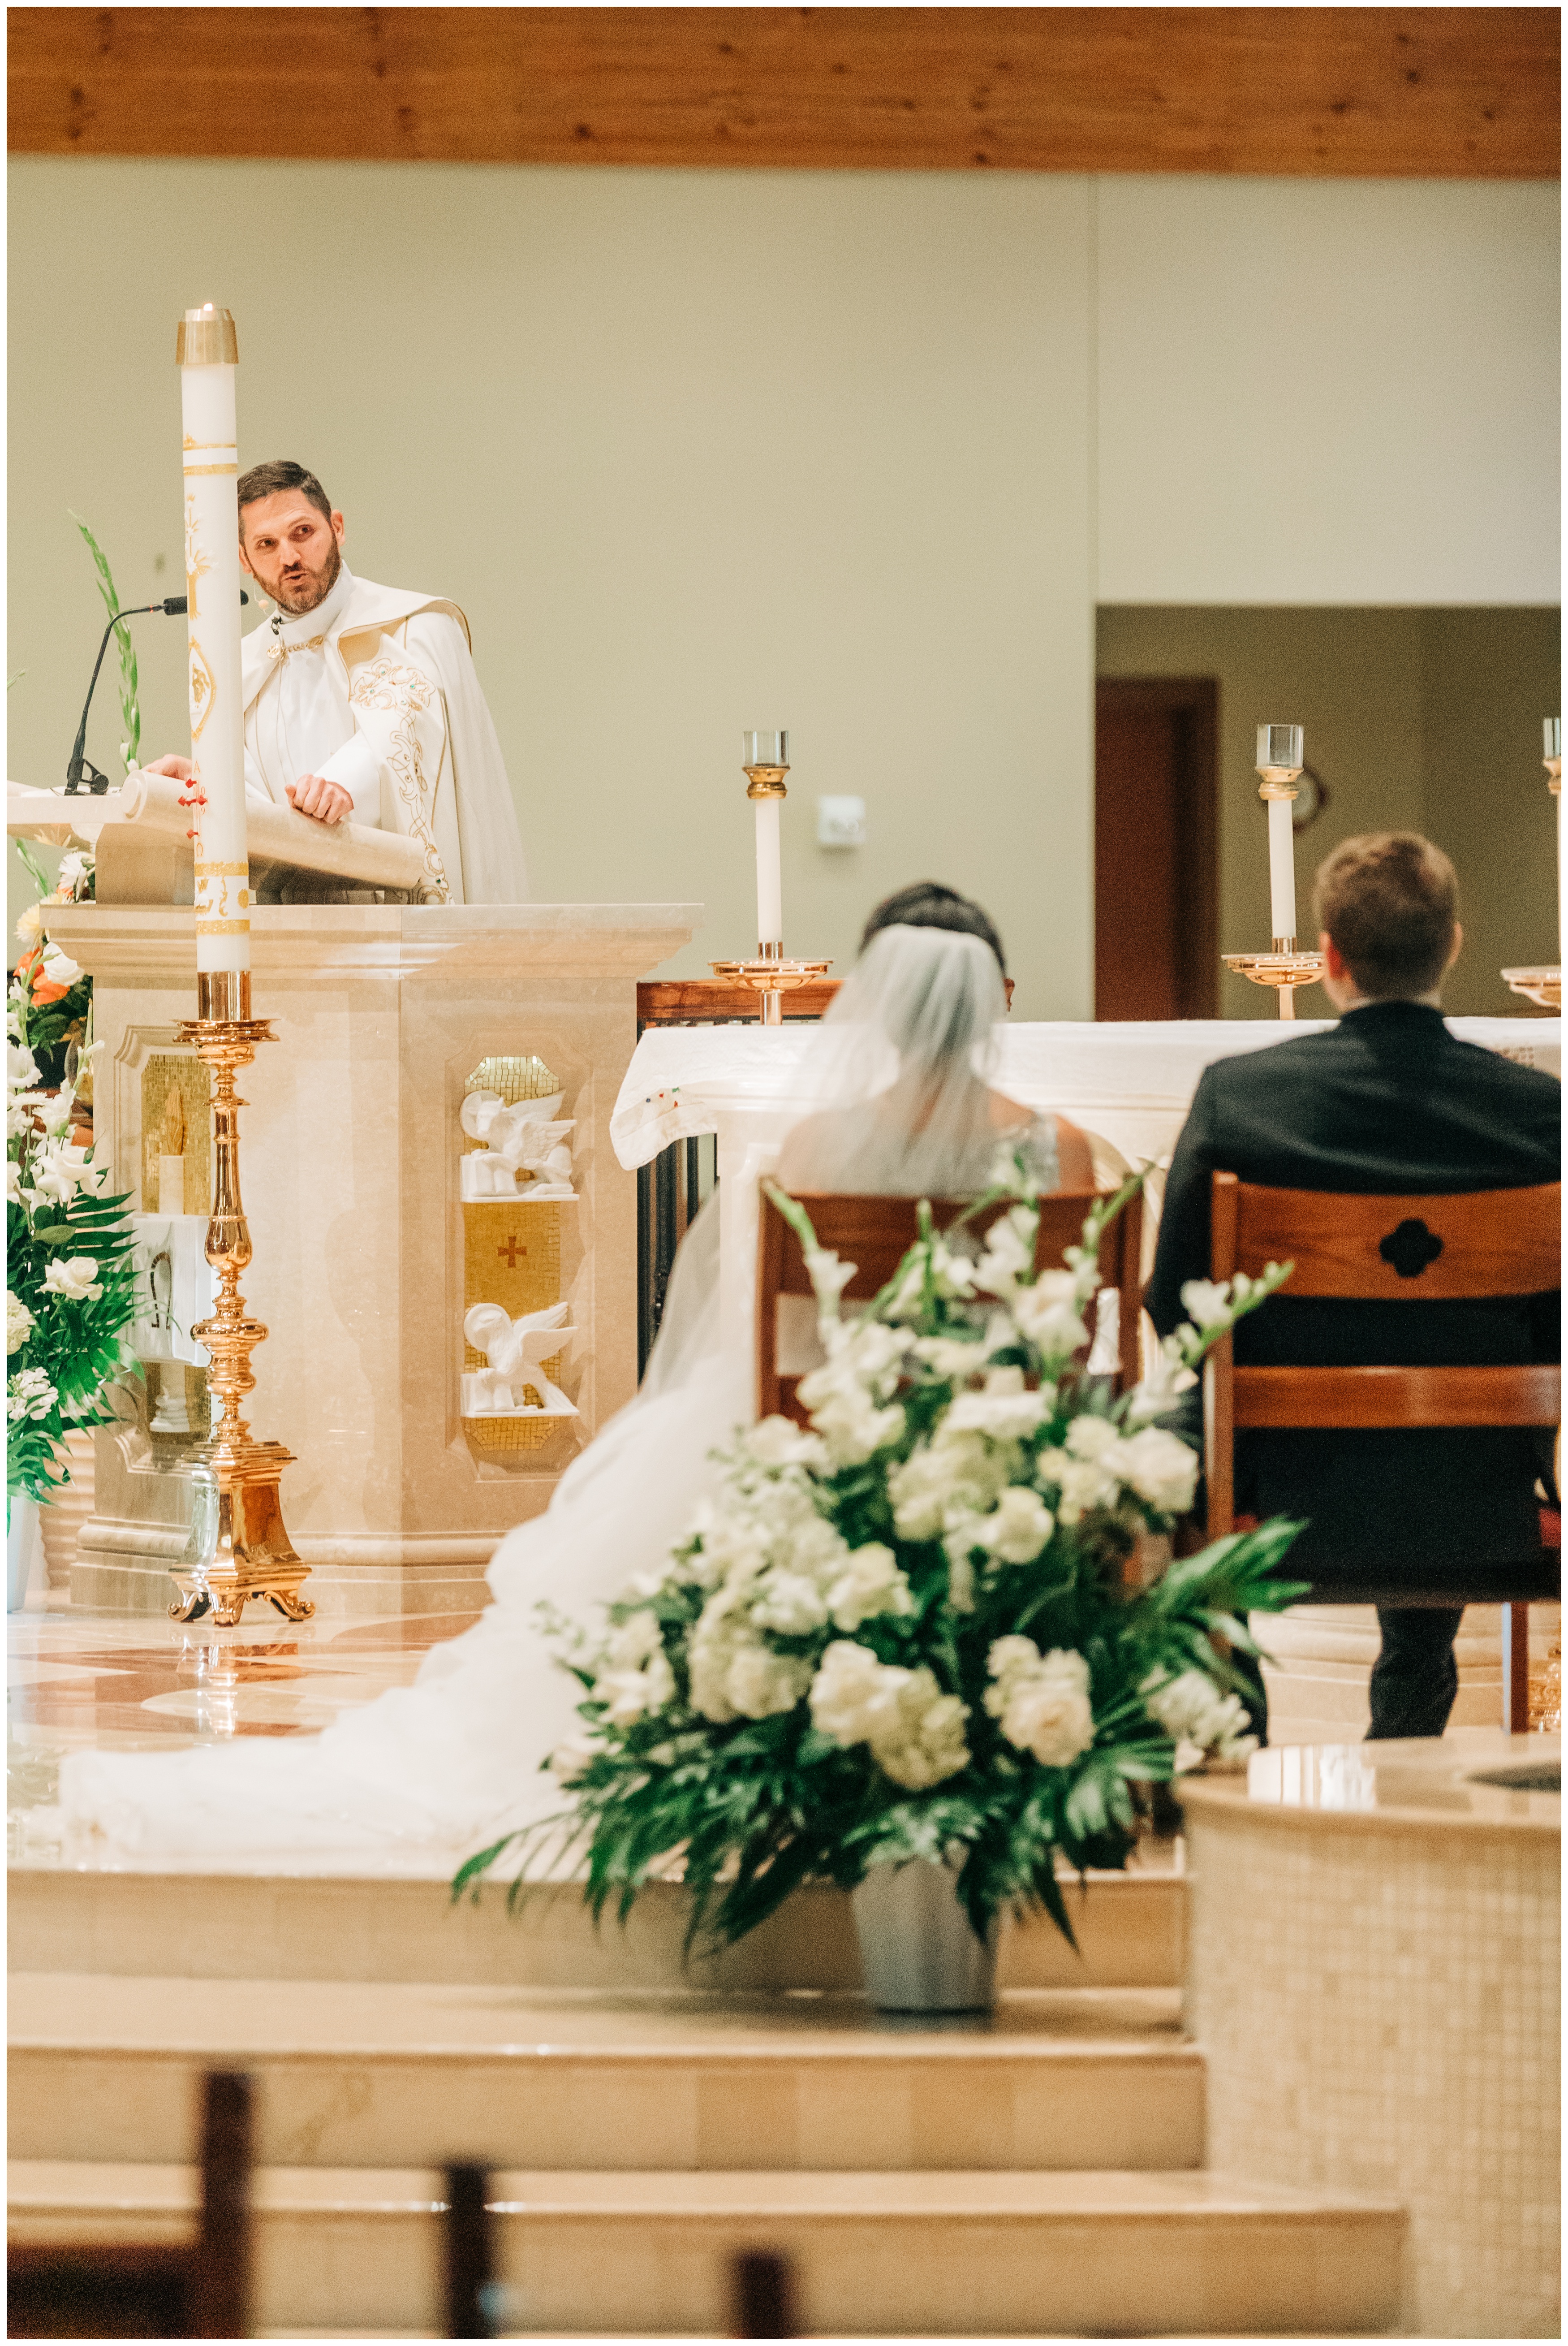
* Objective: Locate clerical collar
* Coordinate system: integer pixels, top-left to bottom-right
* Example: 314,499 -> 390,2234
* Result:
270,562 -> 356,648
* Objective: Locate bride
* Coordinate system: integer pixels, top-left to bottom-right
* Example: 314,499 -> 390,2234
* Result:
59,889 -> 1093,1857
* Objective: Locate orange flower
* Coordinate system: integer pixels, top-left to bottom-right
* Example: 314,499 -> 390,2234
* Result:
30,981 -> 69,1005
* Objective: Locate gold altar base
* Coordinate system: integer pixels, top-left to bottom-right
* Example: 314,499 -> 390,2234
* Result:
170,985 -> 313,1625
1221,946 -> 1326,1020
709,954 -> 832,1026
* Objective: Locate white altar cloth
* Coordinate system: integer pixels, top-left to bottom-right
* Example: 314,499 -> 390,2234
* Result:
612,1017 -> 1562,1361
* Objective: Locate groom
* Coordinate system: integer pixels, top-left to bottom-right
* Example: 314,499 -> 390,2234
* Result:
146,458 -> 527,904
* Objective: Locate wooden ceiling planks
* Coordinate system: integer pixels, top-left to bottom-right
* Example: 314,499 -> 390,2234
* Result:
7,7 -> 1559,178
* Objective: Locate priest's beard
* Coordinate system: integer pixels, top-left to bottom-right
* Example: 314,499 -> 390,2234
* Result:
271,536 -> 342,616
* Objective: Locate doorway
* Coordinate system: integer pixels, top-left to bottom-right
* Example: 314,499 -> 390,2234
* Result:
1094,677 -> 1219,1020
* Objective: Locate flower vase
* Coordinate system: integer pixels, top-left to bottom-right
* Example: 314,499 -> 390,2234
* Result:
7,1498 -> 43,1615
851,1857 -> 998,2013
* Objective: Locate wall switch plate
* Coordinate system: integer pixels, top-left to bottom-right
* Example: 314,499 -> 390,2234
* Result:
816,794 -> 866,847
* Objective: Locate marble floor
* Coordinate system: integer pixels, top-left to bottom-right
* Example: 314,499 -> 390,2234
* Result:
7,1592 -> 482,1868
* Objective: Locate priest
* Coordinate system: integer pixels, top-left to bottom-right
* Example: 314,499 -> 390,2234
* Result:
146,458 -> 527,903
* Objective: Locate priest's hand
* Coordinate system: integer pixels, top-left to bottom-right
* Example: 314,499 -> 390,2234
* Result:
144,756 -> 193,781
286,773 -> 353,827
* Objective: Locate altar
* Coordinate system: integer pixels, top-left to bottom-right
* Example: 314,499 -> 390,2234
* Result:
43,897 -> 699,1615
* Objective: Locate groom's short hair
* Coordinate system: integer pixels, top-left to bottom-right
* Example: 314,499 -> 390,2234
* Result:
862,882 -> 1008,976
237,459 -> 333,531
1313,831 -> 1459,999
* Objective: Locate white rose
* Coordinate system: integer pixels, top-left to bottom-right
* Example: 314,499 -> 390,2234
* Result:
985,1638 -> 1094,1768
980,1485 -> 1055,1565
874,1678 -> 972,1789
39,942 -> 81,987
946,1367 -> 1051,1442
595,1647 -> 676,1727
43,1255 -> 103,1303
1049,1455 -> 1121,1525
1143,1668 -> 1255,1766
7,1292 -> 35,1354
1115,1426 -> 1199,1515
824,1541 -> 913,1633
723,1639 -> 813,1720
809,1640 -> 910,1747
1064,1415 -> 1120,1461
746,1414 -> 827,1471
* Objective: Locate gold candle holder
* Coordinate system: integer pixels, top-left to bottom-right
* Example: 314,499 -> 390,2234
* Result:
1222,745 -> 1325,1020
1502,722 -> 1562,1010
169,970 -> 313,1625
709,952 -> 833,1023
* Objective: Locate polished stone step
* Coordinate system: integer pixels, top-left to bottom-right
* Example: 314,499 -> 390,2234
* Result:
7,2158 -> 1406,2339
9,1976 -> 1204,2174
7,1862 -> 1184,1991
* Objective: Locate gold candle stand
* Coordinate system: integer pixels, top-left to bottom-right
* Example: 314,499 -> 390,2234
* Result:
1502,730 -> 1562,1010
1222,759 -> 1325,1019
169,970 -> 313,1625
710,949 -> 833,1022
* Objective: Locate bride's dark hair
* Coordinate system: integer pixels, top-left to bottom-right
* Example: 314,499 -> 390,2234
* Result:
860,882 -> 1008,977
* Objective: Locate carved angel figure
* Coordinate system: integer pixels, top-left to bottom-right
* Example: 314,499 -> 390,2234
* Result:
461,1300 -> 580,1417
460,1089 -> 575,1198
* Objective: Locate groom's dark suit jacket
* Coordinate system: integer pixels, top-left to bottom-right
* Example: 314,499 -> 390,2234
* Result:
1145,1001 -> 1562,1594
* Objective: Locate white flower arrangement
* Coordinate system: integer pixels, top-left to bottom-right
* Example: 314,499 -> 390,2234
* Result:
459,1164 -> 1305,1949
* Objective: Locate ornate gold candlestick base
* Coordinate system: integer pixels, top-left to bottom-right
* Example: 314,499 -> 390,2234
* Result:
1221,946 -> 1327,1020
709,954 -> 833,1027
170,972 -> 313,1626
1501,966 -> 1563,1010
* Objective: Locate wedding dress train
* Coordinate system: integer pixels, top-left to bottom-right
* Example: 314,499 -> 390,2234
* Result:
57,927 -> 1067,1858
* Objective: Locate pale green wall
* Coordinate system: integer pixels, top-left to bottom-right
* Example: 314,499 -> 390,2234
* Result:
1096,605 -> 1561,1017
7,160 -> 1559,1017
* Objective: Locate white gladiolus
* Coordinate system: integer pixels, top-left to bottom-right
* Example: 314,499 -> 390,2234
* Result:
986,1637 -> 1095,1768
979,1485 -> 1055,1565
1142,1668 -> 1258,1769
8,1039 -> 40,1094
973,1207 -> 1036,1297
7,1366 -> 56,1423
1124,1335 -> 1199,1426
1011,1268 -> 1090,1358
43,1255 -> 103,1303
7,1292 -> 35,1353
1115,1426 -> 1200,1514
888,1427 -> 1014,1542
911,1335 -> 991,1380
745,1415 -> 827,1471
1179,1277 -> 1235,1329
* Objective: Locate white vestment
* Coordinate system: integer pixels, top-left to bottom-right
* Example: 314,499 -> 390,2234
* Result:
241,564 -> 527,904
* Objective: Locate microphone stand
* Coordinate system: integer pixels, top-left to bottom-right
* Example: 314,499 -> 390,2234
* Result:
65,591 -> 248,795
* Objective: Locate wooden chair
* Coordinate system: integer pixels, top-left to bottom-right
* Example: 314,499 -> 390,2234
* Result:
759,1186 -> 1143,1424
8,2071 -> 252,2339
1203,1173 -> 1562,1732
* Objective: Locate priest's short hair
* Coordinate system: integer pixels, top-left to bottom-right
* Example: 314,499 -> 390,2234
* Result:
1313,831 -> 1459,999
237,458 -> 332,529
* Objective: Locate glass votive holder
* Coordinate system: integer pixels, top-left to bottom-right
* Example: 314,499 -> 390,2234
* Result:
1544,718 -> 1562,760
743,730 -> 788,769
1258,722 -> 1305,772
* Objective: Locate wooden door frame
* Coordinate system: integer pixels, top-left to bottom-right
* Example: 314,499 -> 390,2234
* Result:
1094,675 -> 1219,1021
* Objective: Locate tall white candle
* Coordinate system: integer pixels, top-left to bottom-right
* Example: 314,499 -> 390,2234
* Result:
1256,723 -> 1305,948
177,306 -> 247,979
743,729 -> 788,953
754,797 -> 783,948
1267,796 -> 1297,942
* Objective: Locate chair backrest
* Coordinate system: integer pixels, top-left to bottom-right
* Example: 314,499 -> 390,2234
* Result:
758,1185 -> 1143,1424
1204,1172 -> 1562,1542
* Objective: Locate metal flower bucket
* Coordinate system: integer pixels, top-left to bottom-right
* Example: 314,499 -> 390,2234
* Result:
851,1855 -> 998,2013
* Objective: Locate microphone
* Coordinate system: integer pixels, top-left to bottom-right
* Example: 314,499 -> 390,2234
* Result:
65,590 -> 250,794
